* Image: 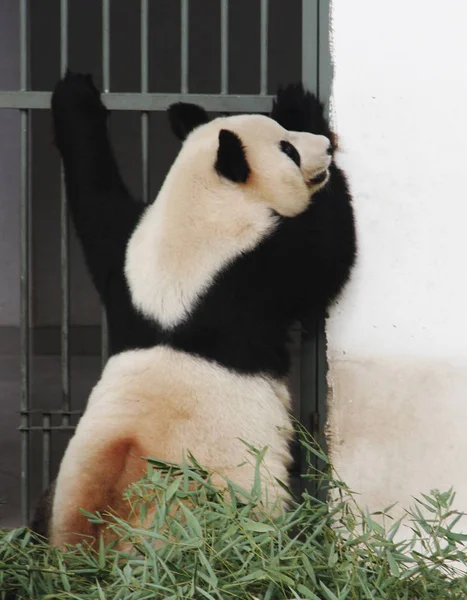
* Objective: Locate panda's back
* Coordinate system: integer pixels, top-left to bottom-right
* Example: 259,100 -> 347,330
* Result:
81,345 -> 293,496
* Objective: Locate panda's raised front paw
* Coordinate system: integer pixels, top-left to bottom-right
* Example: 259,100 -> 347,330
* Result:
52,70 -> 108,122
271,83 -> 334,145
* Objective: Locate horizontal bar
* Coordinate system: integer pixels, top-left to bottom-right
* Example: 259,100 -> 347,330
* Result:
20,426 -> 77,432
0,91 -> 274,112
20,409 -> 83,415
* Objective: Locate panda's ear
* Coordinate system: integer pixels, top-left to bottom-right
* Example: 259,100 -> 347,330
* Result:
168,102 -> 210,141
215,129 -> 250,183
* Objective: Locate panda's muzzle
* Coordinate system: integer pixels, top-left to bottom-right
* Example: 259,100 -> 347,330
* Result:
308,169 -> 329,186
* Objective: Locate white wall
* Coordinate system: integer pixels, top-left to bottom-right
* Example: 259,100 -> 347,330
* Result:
327,0 -> 467,520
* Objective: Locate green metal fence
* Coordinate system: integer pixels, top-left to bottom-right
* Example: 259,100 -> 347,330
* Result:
0,0 -> 330,524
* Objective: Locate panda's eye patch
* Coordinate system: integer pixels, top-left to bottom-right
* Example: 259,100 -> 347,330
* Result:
279,140 -> 301,168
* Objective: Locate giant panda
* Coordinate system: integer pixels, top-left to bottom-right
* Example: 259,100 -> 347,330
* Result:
49,95 -> 356,550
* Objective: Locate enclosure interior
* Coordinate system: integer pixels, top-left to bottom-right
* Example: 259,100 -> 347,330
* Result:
0,0 -> 327,527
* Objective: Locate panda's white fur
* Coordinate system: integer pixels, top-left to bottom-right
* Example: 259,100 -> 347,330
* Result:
50,346 -> 293,549
50,111 -> 333,551
126,114 -> 331,328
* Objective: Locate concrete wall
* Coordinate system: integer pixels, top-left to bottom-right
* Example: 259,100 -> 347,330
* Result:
327,0 -> 467,521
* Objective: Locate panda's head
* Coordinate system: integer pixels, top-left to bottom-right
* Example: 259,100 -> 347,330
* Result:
125,103 -> 332,328
166,102 -> 332,218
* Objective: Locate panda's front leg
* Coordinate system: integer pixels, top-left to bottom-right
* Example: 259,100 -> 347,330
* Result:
51,71 -> 143,298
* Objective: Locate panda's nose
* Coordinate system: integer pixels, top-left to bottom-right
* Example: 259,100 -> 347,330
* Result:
326,143 -> 333,155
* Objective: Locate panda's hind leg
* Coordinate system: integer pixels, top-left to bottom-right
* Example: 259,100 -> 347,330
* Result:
51,71 -> 143,298
50,432 -> 144,550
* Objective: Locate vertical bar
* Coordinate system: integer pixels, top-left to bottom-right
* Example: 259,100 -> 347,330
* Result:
301,0 -> 319,95
42,414 -> 51,490
60,0 -> 70,428
260,0 -> 268,95
102,0 -> 110,93
101,0 -> 110,365
180,0 -> 189,94
318,0 -> 333,108
299,320 -> 317,496
141,0 -> 150,204
300,0 -> 327,500
19,0 -> 30,524
316,0 -> 332,484
220,0 -> 229,94
60,1 -> 68,77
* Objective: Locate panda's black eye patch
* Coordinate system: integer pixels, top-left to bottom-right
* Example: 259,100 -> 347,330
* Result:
280,140 -> 301,168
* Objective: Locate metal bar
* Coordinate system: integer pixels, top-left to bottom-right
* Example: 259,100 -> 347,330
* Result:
42,414 -> 51,489
0,91 -> 274,112
60,0 -> 70,428
20,425 -> 78,432
299,321 -> 317,496
101,310 -> 109,368
141,0 -> 150,204
19,0 -> 30,525
260,0 -> 268,94
102,0 -> 110,92
60,0 -> 68,75
315,0 -> 332,502
101,0 -> 111,365
300,0 -> 329,499
318,0 -> 333,108
180,0 -> 189,94
220,0 -> 229,94
21,409 -> 83,415
301,0 -> 319,95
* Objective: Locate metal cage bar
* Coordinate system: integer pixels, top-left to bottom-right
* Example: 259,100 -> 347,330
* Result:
100,0 -> 110,366
141,0 -> 150,204
19,0 -> 30,524
220,0 -> 229,95
42,414 -> 51,489
60,0 -> 71,429
300,0 -> 331,498
300,0 -> 319,446
260,0 -> 268,95
102,0 -> 110,93
0,91 -> 274,112
180,0 -> 189,94
302,0 -> 319,96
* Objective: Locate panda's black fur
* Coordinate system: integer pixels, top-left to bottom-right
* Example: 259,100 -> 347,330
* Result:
30,72 -> 356,540
51,71 -> 162,357
157,100 -> 355,377
129,91 -> 356,379
51,72 -> 355,375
